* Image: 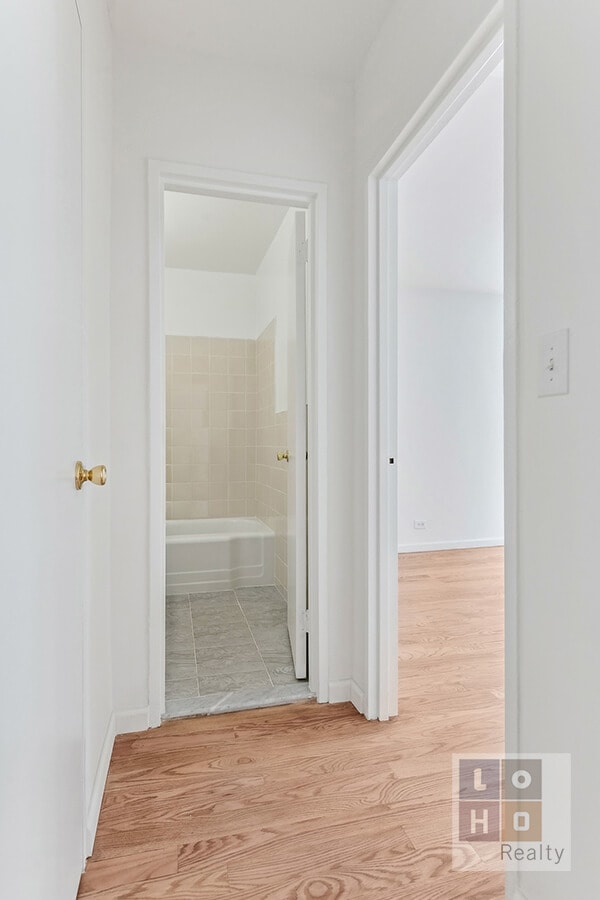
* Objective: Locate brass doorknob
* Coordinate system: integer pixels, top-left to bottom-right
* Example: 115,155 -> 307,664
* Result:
276,451 -> 290,462
75,461 -> 107,491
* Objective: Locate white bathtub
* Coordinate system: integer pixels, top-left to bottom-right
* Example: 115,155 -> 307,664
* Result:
166,517 -> 275,595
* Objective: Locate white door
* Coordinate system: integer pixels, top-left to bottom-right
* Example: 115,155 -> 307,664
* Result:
287,212 -> 308,678
0,2 -> 87,897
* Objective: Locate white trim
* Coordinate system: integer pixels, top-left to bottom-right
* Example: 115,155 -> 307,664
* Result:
350,681 -> 366,715
366,3 -> 509,723
502,2 -> 522,890
398,539 -> 505,554
503,0 -> 521,774
84,713 -> 115,858
328,680 -> 352,703
375,175 -> 400,723
148,161 -> 329,724
328,679 -> 366,714
114,706 -> 151,735
148,163 -> 166,728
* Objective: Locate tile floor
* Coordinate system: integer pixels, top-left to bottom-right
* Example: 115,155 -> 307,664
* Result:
164,586 -> 313,718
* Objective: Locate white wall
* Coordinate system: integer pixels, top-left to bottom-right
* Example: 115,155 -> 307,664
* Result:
353,0 -> 499,696
165,209 -> 296,411
164,268 -> 257,338
398,289 -> 504,551
255,208 -> 298,412
164,192 -> 288,273
397,67 -> 504,294
111,43 -> 355,717
357,1 -> 600,894
1,0 -> 113,895
510,2 -> 600,897
396,64 -> 504,553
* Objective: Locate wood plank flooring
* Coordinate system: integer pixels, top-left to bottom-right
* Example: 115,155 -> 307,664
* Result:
79,547 -> 505,898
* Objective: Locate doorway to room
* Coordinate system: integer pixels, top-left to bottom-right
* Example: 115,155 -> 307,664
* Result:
367,27 -> 511,732
147,164 -> 329,727
161,192 -> 312,717
394,61 -> 506,842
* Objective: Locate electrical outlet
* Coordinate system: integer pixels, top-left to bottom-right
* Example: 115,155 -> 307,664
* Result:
413,520 -> 426,530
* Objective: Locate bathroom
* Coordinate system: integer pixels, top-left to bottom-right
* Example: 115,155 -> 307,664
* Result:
163,191 -> 311,717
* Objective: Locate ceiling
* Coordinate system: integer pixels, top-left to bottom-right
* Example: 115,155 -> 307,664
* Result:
108,0 -> 395,81
164,192 -> 289,274
397,64 -> 504,294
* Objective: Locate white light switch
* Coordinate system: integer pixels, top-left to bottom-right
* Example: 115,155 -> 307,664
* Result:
538,329 -> 569,397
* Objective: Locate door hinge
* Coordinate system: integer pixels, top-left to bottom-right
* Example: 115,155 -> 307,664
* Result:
302,608 -> 311,633
298,239 -> 309,263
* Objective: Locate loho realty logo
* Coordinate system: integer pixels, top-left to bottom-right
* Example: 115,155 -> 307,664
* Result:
452,754 -> 571,872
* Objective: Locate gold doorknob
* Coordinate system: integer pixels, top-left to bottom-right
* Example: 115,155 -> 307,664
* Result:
75,461 -> 107,491
276,451 -> 290,462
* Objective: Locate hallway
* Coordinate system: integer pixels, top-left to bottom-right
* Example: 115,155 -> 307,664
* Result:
78,548 -> 504,898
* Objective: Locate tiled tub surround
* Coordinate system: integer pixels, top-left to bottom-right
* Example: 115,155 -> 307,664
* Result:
164,587 -> 312,718
256,321 -> 288,598
166,326 -> 290,600
165,335 -> 257,520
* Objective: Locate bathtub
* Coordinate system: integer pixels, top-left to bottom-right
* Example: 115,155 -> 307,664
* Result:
166,517 -> 275,595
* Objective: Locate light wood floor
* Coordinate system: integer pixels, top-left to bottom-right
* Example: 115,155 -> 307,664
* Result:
79,548 -> 505,899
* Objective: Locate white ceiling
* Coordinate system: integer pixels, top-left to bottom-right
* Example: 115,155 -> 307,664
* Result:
398,65 -> 504,295
108,0 -> 395,81
164,192 -> 289,274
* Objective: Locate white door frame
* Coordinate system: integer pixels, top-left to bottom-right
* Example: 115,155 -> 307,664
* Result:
147,161 -> 329,724
366,3 -> 518,732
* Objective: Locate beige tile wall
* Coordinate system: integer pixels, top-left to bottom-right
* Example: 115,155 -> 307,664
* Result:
165,335 -> 257,520
255,320 -> 288,599
165,326 -> 288,598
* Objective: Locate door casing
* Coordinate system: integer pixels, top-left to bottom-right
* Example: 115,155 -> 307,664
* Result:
365,5 -> 517,736
287,210 -> 309,679
147,161 -> 328,723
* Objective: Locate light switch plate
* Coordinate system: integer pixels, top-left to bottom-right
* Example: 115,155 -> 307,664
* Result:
538,329 -> 569,397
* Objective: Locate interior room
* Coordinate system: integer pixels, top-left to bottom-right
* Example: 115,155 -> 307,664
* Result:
163,192 -> 312,716
395,64 -> 505,808
397,64 -> 504,557
389,58 -> 505,885
6,1 -> 600,898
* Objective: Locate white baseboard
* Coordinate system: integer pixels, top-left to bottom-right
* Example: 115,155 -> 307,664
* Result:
84,706 -> 154,858
114,706 -> 151,735
328,679 -> 365,715
350,680 -> 365,714
328,679 -> 351,703
511,890 -> 529,900
398,538 -> 505,553
85,712 -> 116,858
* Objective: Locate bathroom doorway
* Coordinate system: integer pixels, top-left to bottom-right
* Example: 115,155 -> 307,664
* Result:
161,191 -> 312,717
